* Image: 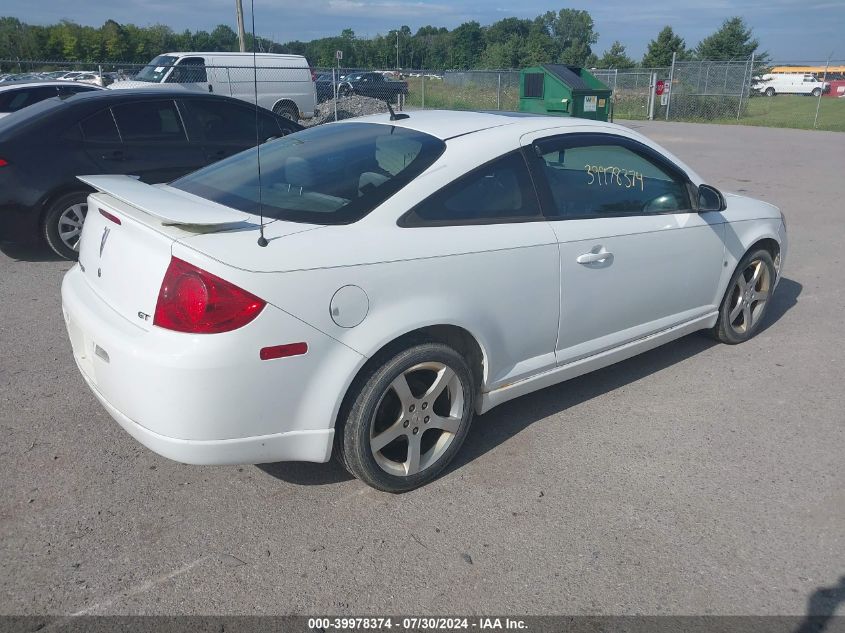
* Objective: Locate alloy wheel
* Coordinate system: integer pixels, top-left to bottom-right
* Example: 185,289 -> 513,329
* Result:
369,361 -> 465,477
728,258 -> 771,335
58,202 -> 87,252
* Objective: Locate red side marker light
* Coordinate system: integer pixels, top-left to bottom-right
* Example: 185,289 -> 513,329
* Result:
99,208 -> 122,225
260,342 -> 308,361
0,158 -> 9,167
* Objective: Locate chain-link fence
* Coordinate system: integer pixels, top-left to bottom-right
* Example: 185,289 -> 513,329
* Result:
2,58 -> 843,131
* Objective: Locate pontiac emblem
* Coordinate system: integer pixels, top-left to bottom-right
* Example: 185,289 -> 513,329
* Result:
99,227 -> 110,257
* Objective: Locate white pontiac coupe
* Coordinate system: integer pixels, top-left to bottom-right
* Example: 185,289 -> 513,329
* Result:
62,111 -> 787,492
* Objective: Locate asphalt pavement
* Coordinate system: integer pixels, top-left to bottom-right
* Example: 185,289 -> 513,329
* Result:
1,120 -> 843,617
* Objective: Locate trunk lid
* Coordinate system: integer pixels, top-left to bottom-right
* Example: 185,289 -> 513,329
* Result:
77,176 -> 254,330
76,176 -> 319,328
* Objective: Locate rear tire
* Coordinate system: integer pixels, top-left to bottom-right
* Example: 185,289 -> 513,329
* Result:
43,191 -> 90,260
337,342 -> 475,493
713,249 -> 776,345
272,102 -> 299,122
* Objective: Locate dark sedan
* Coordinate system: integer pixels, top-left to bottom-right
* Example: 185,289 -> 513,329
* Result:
0,89 -> 301,258
342,72 -> 408,101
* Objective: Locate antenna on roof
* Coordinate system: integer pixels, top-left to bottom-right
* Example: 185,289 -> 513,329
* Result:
251,0 -> 268,247
385,100 -> 409,121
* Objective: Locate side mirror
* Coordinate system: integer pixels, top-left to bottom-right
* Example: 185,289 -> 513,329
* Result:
698,184 -> 726,212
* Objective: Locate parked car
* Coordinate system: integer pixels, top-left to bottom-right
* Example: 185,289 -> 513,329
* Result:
72,72 -> 106,87
337,71 -> 409,103
109,52 -> 317,120
753,73 -> 830,97
0,89 -> 301,258
314,72 -> 338,103
0,81 -> 103,120
60,110 -> 787,492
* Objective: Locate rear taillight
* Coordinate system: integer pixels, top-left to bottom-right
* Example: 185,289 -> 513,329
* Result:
0,158 -> 8,167
153,257 -> 265,334
310,68 -> 317,82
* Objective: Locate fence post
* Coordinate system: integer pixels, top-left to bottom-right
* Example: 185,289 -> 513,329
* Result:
814,58 -> 829,129
497,73 -> 501,110
422,73 -> 425,109
332,67 -> 338,122
665,52 -> 676,121
737,54 -> 754,120
648,72 -> 657,120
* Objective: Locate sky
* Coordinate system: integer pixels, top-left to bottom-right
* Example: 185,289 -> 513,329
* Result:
4,0 -> 843,63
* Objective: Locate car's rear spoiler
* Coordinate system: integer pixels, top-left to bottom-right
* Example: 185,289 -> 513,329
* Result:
78,175 -> 252,226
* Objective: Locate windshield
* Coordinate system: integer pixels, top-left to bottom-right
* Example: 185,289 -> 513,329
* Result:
134,55 -> 179,83
171,122 -> 446,224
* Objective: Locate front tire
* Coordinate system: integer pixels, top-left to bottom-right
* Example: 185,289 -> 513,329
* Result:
812,88 -> 822,97
713,249 -> 776,344
43,191 -> 90,260
765,87 -> 776,97
337,342 -> 476,492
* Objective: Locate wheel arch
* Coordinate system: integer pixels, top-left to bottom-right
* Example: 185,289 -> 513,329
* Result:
748,237 -> 780,260
271,98 -> 300,118
332,323 -> 489,433
38,183 -> 94,229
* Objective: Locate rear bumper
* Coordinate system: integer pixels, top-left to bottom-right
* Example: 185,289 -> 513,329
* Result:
80,368 -> 333,465
61,264 -> 359,465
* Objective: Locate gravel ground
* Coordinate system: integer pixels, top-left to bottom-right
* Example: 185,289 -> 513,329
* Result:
301,95 -> 390,127
0,120 -> 843,618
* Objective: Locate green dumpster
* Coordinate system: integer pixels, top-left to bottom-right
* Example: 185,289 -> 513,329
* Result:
519,64 -> 612,121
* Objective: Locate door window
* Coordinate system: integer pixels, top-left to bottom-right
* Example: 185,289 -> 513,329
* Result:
111,100 -> 186,142
168,57 -> 208,83
402,151 -> 541,226
534,136 -> 691,218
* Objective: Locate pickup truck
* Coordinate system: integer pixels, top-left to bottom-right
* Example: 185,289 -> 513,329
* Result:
337,72 -> 409,103
753,73 -> 830,97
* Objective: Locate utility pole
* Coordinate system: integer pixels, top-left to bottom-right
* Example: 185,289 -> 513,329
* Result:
235,0 -> 247,52
396,30 -> 399,71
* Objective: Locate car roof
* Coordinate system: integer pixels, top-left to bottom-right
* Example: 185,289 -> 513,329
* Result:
0,80 -> 102,91
340,109 -> 621,141
0,89 -> 298,140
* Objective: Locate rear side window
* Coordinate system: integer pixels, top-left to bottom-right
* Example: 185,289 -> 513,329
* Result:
112,100 -> 186,142
0,86 -> 58,112
172,122 -> 445,224
403,151 -> 541,225
79,109 -> 120,143
181,99 -> 284,143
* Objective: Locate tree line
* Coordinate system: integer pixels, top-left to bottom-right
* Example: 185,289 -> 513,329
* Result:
0,12 -> 766,70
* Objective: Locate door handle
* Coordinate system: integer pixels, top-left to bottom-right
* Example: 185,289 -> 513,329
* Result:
576,249 -> 613,264
100,150 -> 125,161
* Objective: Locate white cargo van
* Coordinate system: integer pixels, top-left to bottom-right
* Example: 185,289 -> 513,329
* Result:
753,73 -> 829,97
109,52 -> 316,120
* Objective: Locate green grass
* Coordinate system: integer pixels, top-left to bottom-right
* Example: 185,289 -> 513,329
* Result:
712,95 -> 845,132
406,78 -> 844,132
406,77 -> 519,112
